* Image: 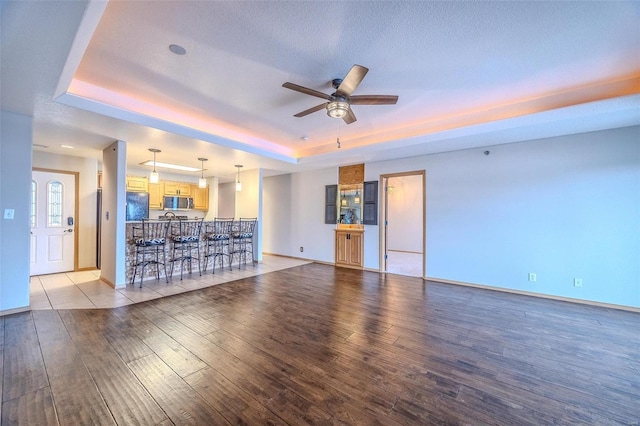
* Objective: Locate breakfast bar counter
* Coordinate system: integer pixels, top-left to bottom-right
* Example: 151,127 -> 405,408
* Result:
125,219 -> 258,285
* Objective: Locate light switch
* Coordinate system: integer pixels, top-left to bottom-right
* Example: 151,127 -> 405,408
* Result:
3,208 -> 15,219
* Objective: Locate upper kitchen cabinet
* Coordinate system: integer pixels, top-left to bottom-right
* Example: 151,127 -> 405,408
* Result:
163,181 -> 191,196
148,182 -> 162,209
192,185 -> 209,210
126,175 -> 148,192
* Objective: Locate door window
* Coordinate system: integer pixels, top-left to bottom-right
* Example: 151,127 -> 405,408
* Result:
47,180 -> 63,227
31,180 -> 37,228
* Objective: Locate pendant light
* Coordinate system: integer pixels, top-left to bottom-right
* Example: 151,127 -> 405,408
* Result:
354,189 -> 361,204
341,190 -> 347,206
148,148 -> 160,183
198,157 -> 208,188
235,164 -> 243,192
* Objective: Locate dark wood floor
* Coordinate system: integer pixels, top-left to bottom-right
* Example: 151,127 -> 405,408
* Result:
1,263 -> 639,425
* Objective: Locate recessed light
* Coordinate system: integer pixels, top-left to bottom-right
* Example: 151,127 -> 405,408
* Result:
60,144 -> 74,149
169,44 -> 186,55
301,136 -> 309,141
33,144 -> 48,148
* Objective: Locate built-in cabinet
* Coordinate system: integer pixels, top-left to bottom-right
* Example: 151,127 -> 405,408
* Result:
335,229 -> 364,269
126,176 -> 148,192
330,164 -> 372,270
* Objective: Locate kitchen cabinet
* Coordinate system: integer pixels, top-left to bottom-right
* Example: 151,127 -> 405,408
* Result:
126,176 -> 148,192
148,182 -> 162,209
335,229 -> 363,269
192,185 -> 209,210
163,181 -> 191,196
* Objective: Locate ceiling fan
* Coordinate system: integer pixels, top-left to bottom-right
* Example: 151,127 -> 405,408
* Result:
282,64 -> 398,124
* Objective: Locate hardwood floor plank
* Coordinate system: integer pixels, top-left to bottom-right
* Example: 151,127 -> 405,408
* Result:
4,264 -> 639,424
127,353 -> 229,425
1,313 -> 49,403
265,389 -> 334,426
31,310 -> 115,425
112,307 -> 207,378
185,366 -> 288,425
58,310 -> 169,425
204,327 -> 403,425
1,386 -> 58,426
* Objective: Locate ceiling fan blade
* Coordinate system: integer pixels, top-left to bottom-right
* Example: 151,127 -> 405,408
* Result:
282,82 -> 333,100
335,64 -> 369,98
349,95 -> 399,105
294,103 -> 328,117
342,108 -> 357,124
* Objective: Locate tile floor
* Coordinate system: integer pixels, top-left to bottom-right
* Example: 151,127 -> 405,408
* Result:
30,255 -> 311,310
385,250 -> 424,277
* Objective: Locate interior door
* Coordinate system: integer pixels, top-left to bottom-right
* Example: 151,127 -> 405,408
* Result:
30,170 -> 76,275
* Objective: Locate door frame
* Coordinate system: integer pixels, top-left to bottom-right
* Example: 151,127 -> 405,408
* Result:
379,170 -> 426,278
32,167 -> 80,273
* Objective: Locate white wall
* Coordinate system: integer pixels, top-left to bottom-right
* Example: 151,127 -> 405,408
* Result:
264,126 -> 640,309
387,175 -> 423,253
263,167 -> 337,263
204,176 -> 219,221
235,168 -> 263,261
218,182 -> 235,218
0,111 -> 32,312
100,141 -> 127,287
33,151 -> 99,269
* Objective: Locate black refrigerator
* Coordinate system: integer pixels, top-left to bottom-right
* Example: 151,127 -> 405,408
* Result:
126,191 -> 150,221
97,191 -> 150,269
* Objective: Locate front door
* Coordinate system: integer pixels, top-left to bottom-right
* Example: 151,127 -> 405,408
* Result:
30,170 -> 76,275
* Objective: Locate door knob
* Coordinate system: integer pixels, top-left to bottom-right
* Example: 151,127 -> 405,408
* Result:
64,229 -> 74,233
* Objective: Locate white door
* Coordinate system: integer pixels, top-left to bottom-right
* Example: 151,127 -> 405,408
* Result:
30,170 -> 76,275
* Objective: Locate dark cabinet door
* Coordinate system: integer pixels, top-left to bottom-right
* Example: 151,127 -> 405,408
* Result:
325,184 -> 338,224
362,181 -> 378,225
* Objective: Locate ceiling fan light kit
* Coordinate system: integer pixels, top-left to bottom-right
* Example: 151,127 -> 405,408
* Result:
326,100 -> 350,119
283,64 -> 398,125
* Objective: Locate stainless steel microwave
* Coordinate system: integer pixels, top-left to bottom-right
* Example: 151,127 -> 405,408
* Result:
163,196 -> 193,210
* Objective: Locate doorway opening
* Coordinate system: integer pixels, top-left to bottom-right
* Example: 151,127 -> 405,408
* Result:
380,171 -> 425,278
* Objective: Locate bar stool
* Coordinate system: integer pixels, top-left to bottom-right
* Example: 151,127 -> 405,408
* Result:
168,218 -> 203,280
203,218 -> 234,273
230,218 -> 257,269
130,219 -> 169,287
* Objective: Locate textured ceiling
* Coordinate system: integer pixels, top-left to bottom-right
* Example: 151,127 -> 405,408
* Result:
2,0 -> 639,180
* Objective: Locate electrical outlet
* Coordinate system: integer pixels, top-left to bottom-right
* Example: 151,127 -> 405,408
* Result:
574,278 -> 583,287
528,273 -> 537,282
300,246 -> 304,253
